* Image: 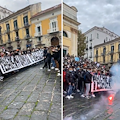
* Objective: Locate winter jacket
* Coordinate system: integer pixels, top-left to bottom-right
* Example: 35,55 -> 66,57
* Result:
66,71 -> 76,84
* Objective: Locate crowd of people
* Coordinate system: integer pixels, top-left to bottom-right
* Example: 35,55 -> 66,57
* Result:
40,45 -> 61,76
0,48 -> 41,57
63,54 -> 111,99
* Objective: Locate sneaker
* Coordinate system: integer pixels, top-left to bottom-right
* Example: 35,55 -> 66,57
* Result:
57,73 -> 61,76
58,70 -> 60,73
51,67 -> 55,69
86,96 -> 90,99
77,89 -> 80,92
40,67 -> 43,69
81,94 -> 85,98
66,95 -> 70,100
55,68 -> 59,71
70,95 -> 74,99
48,69 -> 51,71
91,94 -> 95,98
64,91 -> 67,94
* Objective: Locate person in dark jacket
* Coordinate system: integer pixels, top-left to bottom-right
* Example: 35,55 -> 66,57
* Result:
84,68 -> 92,99
65,66 -> 76,99
57,45 -> 61,76
43,47 -> 47,62
41,49 -> 51,71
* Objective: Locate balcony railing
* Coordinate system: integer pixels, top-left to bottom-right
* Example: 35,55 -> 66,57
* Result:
7,39 -> 12,44
47,27 -> 59,33
109,51 -> 114,55
101,52 -> 106,56
14,26 -> 19,31
34,32 -> 42,37
89,38 -> 92,41
25,34 -> 31,40
118,49 -> 120,53
15,37 -> 20,41
24,22 -> 30,28
5,29 -> 10,34
95,54 -> 98,57
89,46 -> 92,49
89,55 -> 92,58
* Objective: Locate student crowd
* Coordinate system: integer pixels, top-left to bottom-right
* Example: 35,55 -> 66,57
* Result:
63,55 -> 111,99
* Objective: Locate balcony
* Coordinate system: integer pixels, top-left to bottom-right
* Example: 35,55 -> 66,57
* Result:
47,27 -> 59,34
101,52 -> 106,56
24,22 -> 30,28
89,46 -> 92,49
25,34 -> 31,40
5,29 -> 10,34
89,38 -> 92,41
14,26 -> 19,31
109,51 -> 114,55
109,59 -> 115,63
86,48 -> 88,51
118,49 -> 120,53
34,32 -> 42,37
15,37 -> 20,41
7,39 -> 12,44
95,54 -> 98,57
89,55 -> 92,58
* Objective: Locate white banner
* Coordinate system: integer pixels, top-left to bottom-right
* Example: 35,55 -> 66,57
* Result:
0,50 -> 43,74
91,75 -> 112,92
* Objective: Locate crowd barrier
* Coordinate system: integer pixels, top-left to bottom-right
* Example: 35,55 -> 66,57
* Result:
0,50 -> 43,74
91,75 -> 112,92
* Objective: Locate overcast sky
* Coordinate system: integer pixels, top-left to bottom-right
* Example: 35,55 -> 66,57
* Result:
64,0 -> 120,36
0,0 -> 61,12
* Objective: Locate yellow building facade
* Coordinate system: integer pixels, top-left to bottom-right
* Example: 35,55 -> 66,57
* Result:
63,3 -> 80,56
0,3 -> 41,50
94,37 -> 120,67
31,4 -> 61,48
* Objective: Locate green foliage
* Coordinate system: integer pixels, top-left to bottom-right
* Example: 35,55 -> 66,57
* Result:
77,30 -> 86,56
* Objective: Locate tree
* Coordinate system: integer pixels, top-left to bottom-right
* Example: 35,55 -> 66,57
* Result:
77,30 -> 86,57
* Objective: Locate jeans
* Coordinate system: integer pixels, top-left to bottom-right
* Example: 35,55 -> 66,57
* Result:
85,83 -> 90,96
51,57 -> 56,68
67,85 -> 73,96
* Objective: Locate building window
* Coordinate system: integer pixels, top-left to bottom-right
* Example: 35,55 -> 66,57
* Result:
90,43 -> 92,47
8,34 -> 10,40
14,20 -> 18,28
91,34 -> 92,39
63,31 -> 68,37
96,50 -> 98,55
37,26 -> 41,33
106,37 -> 108,41
103,56 -> 105,63
26,28 -> 29,36
38,37 -> 41,41
16,31 -> 19,37
103,47 -> 106,54
111,55 -> 113,61
118,44 -> 120,50
6,24 -> 10,30
23,16 -> 28,25
97,33 -> 99,39
111,46 -> 114,51
87,36 -> 88,41
50,18 -> 58,32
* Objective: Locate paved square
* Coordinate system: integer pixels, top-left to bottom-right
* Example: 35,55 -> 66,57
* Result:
0,62 -> 61,120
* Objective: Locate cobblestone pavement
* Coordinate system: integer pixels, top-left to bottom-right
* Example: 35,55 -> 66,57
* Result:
0,62 -> 61,120
64,91 -> 120,120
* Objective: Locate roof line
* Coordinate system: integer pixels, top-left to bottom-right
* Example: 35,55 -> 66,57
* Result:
0,6 -> 13,13
31,4 -> 61,19
84,26 -> 119,37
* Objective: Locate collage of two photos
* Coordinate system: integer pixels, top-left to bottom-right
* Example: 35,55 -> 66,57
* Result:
0,0 -> 61,120
0,0 -> 120,120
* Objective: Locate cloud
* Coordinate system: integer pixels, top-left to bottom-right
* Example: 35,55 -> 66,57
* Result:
0,0 -> 61,12
64,0 -> 120,35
